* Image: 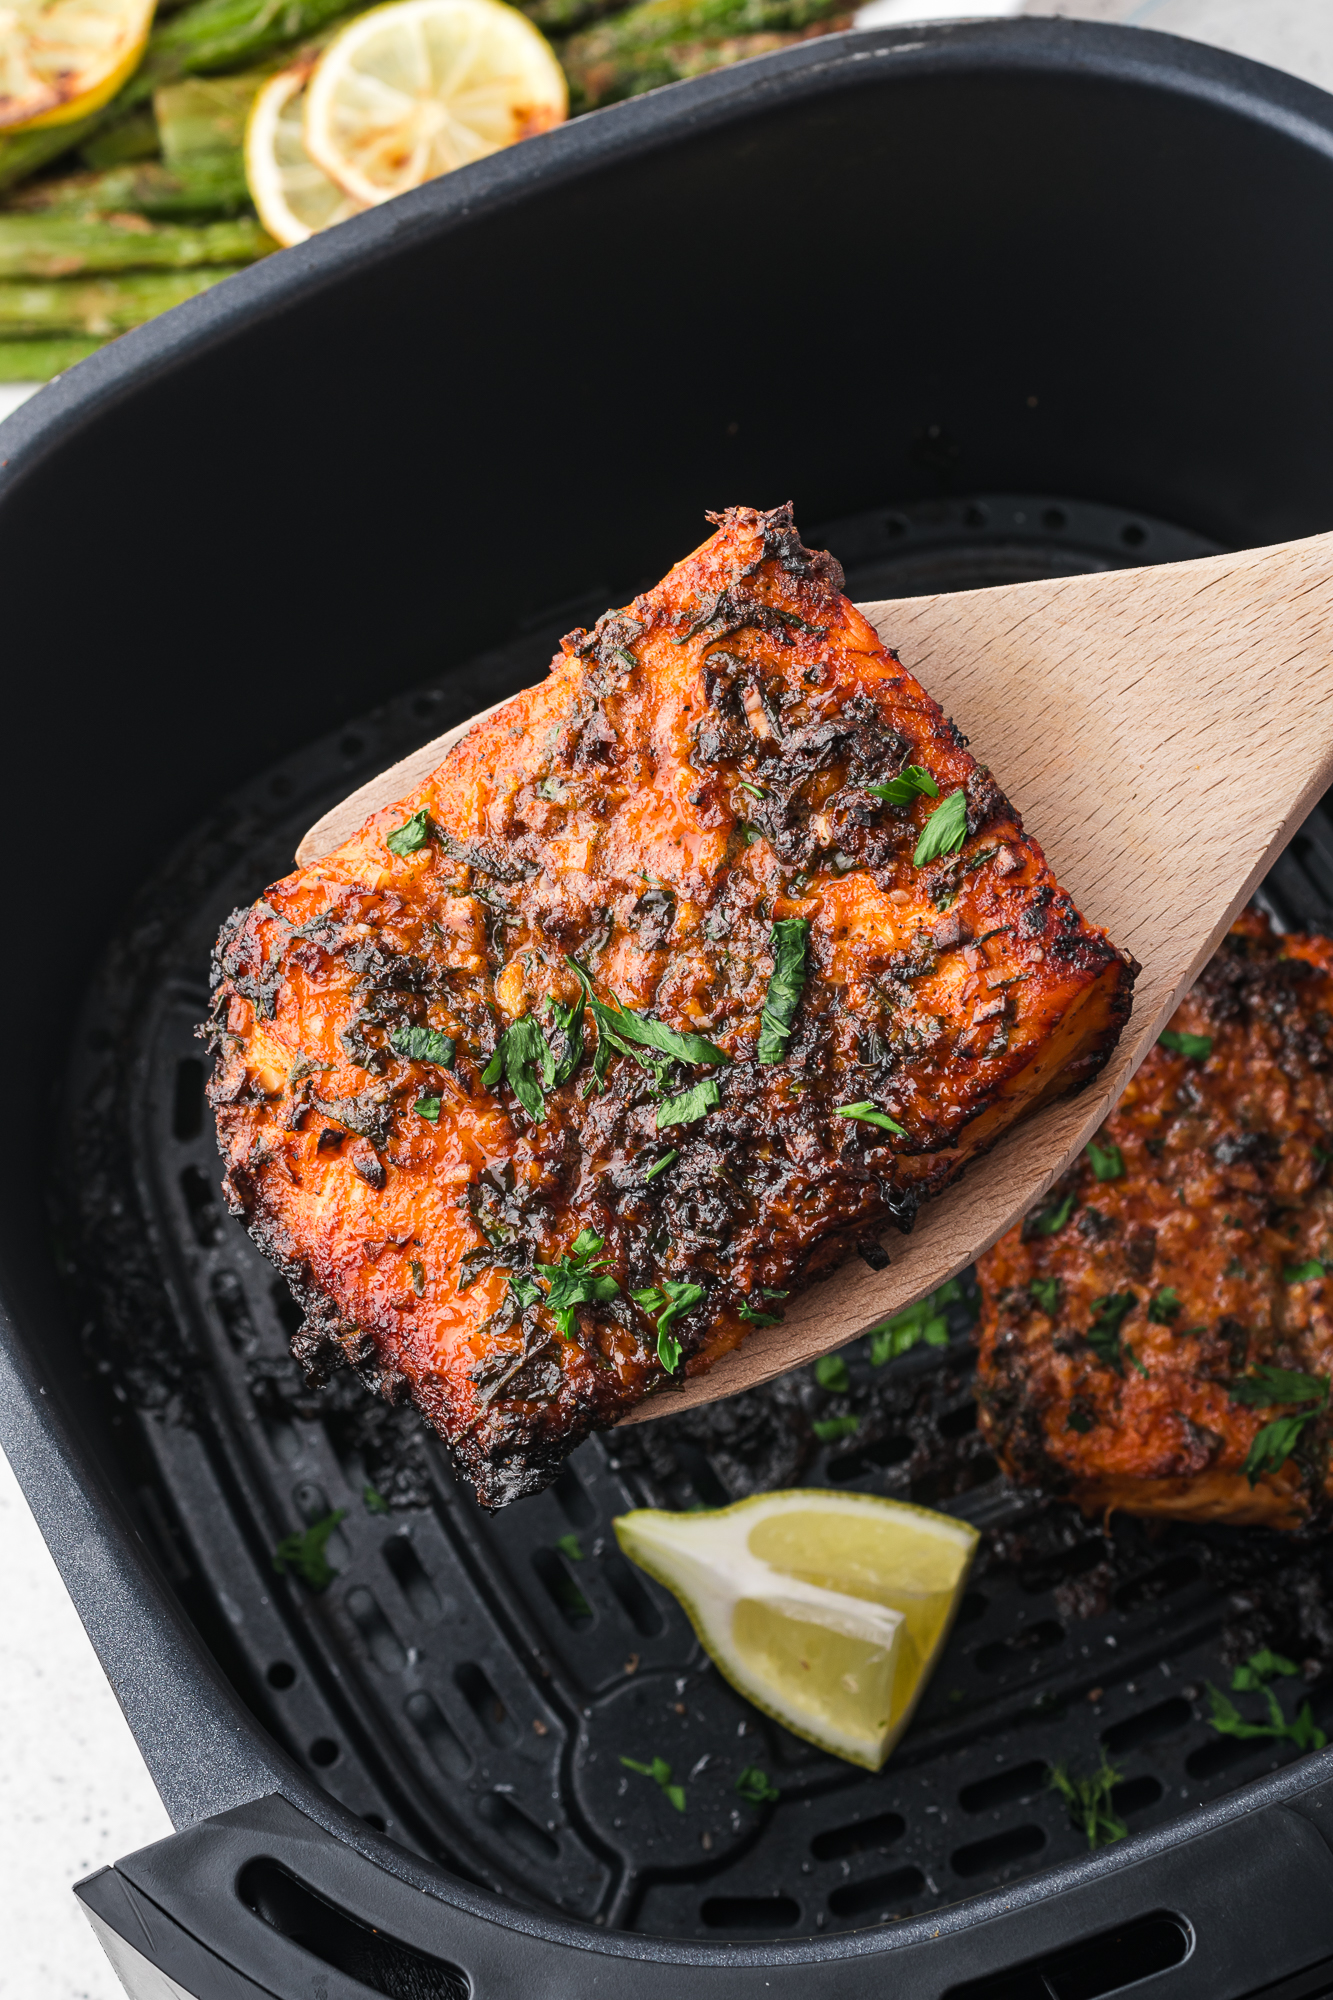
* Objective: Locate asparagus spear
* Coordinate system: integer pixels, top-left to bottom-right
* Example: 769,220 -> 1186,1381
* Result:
561,0 -> 847,108
0,336 -> 106,381
0,215 -> 274,279
0,265 -> 246,337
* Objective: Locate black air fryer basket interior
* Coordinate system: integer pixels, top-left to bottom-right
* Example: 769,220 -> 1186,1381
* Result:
9,18 -> 1333,1999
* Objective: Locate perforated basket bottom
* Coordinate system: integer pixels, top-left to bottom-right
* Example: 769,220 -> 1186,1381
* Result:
60,496 -> 1333,1941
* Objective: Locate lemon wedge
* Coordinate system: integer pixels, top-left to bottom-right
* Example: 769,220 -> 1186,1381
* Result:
245,60 -> 367,248
0,0 -> 155,131
302,0 -> 566,210
615,1491 -> 978,1770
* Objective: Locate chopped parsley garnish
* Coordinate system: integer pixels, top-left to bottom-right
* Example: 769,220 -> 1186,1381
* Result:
866,1280 -> 960,1364
539,1229 -> 620,1339
1048,1759 -> 1126,1851
555,1534 -> 584,1562
812,1415 -> 860,1444
735,1765 -> 780,1806
1085,1138 -> 1124,1182
657,1077 -> 720,1129
643,1149 -> 677,1182
738,779 -> 767,798
866,764 -> 940,806
1284,1259 -> 1328,1284
1032,1190 -> 1076,1236
414,1095 -> 442,1122
913,787 -> 968,867
757,918 -> 810,1065
1205,1682 -> 1325,1752
363,1485 -> 390,1515
1158,1029 -> 1213,1060
391,1024 -> 456,1066
1030,1277 -> 1060,1314
621,1754 -> 686,1812
738,1287 -> 787,1328
272,1508 -> 346,1591
1232,1648 -> 1299,1692
836,1101 -> 908,1135
1244,1415 -> 1319,1486
1229,1366 -> 1329,1408
567,958 -> 729,1088
481,1015 -> 552,1121
386,808 -> 433,856
1148,1287 -> 1181,1324
1066,1404 -> 1095,1434
815,1354 -> 850,1393
1085,1292 -> 1137,1373
632,1278 -> 705,1371
541,991 -> 586,1088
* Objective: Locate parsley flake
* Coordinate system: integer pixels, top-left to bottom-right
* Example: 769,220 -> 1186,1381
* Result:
386,808 -> 433,857
391,1024 -> 456,1067
735,1765 -> 780,1806
1030,1277 -> 1060,1314
757,917 -> 810,1065
621,1755 -> 686,1812
272,1508 -> 346,1591
1206,1682 -> 1326,1752
643,1150 -> 677,1182
815,1354 -> 850,1393
657,1077 -> 720,1129
363,1485 -> 390,1515
632,1279 -> 705,1371
913,787 -> 968,866
1158,1029 -> 1213,1060
836,1101 -> 908,1135
1244,1414 -> 1319,1486
812,1415 -> 860,1444
1231,1648 -> 1299,1692
1229,1366 -> 1329,1409
568,959 -> 729,1083
482,1015 -> 552,1122
1284,1259 -> 1328,1284
1148,1287 -> 1181,1324
538,1230 -> 621,1340
1085,1293 -> 1137,1374
865,1281 -> 960,1364
1049,1759 -> 1126,1851
1085,1138 -> 1124,1181
866,764 -> 940,806
555,1533 -> 584,1562
1031,1190 -> 1077,1236
414,1095 -> 442,1122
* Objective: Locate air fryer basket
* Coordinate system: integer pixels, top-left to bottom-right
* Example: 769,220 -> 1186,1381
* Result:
9,17 -> 1333,1999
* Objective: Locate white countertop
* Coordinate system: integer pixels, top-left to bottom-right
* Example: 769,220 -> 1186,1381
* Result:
3,4 -> 1331,1993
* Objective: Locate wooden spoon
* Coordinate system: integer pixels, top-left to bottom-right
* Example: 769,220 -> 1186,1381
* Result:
298,534 -> 1333,1422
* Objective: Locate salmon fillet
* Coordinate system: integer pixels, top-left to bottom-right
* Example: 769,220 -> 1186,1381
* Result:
976,911 -> 1333,1531
207,504 -> 1134,1508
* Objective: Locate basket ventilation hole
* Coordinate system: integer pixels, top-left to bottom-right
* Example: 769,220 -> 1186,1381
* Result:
532,1547 -> 593,1627
405,1691 -> 472,1778
308,1738 -> 339,1767
382,1535 -> 442,1620
938,1400 -> 978,1439
173,1058 -> 205,1141
700,1894 -> 801,1933
951,1824 -> 1045,1879
827,1866 -> 925,1919
1101,1696 -> 1192,1758
346,1587 -> 407,1673
552,1461 -> 597,1527
973,1621 -> 1064,1675
602,1553 -> 664,1636
454,1662 -> 518,1746
239,1858 -> 469,2000
476,1791 -> 559,1864
957,1760 -> 1048,1815
810,1809 -> 905,1862
266,1661 -> 296,1690
180,1164 -> 224,1247
941,1910 -> 1190,2000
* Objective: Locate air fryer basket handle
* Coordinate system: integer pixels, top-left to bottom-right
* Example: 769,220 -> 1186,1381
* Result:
75,1785 -> 1333,2000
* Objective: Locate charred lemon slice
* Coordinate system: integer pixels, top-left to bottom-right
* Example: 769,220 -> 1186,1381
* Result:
0,0 -> 155,131
302,0 -> 566,209
245,60 -> 367,248
615,1490 -> 977,1770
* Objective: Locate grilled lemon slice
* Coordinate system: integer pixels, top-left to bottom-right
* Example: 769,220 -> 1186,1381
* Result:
303,0 -> 566,210
245,60 -> 367,247
615,1490 -> 978,1770
0,0 -> 155,131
